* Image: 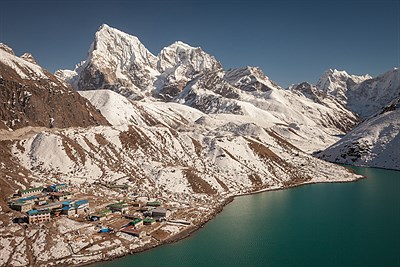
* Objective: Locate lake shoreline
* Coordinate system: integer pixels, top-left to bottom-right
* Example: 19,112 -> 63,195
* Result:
83,170 -> 365,267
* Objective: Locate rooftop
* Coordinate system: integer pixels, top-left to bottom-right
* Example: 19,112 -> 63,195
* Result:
147,201 -> 161,206
27,209 -> 50,216
75,199 -> 89,207
121,226 -> 142,235
11,201 -> 31,206
48,183 -> 67,191
107,202 -> 128,209
152,207 -> 167,213
14,195 -> 38,203
91,209 -> 112,217
20,187 -> 44,194
130,218 -> 143,225
143,218 -> 155,223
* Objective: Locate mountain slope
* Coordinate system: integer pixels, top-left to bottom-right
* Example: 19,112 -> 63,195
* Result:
318,97 -> 400,170
176,68 -> 358,152
0,44 -> 109,130
12,94 -> 360,194
79,89 -> 204,127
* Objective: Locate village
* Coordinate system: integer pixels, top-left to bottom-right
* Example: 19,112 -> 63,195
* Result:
6,182 -> 195,242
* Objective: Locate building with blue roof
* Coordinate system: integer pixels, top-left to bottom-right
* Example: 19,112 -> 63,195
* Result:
16,195 -> 38,204
26,209 -> 51,224
61,199 -> 89,217
47,183 -> 67,192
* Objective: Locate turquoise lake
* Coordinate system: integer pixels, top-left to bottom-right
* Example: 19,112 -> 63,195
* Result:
97,166 -> 400,267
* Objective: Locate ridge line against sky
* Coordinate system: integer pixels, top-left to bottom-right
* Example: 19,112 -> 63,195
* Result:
1,0 -> 399,87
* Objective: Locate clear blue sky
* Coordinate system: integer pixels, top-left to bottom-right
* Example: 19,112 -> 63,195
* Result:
1,0 -> 399,87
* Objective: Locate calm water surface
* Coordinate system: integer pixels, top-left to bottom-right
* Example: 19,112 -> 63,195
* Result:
97,166 -> 400,267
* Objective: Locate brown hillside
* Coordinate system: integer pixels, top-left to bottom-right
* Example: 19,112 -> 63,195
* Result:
0,60 -> 109,130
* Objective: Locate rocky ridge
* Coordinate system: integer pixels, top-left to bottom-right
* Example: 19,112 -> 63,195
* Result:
0,43 -> 109,130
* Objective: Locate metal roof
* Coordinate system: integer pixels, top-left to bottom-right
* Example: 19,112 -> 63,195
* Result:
75,199 -> 88,207
20,187 -> 44,194
27,209 -> 50,215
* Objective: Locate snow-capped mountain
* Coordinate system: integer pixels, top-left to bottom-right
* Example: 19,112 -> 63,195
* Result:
2,24 -> 398,267
55,25 -> 362,152
311,68 -> 400,170
156,41 -> 222,100
314,68 -> 399,118
20,53 -> 37,65
56,24 -> 221,101
54,24 -> 399,162
316,69 -> 371,103
346,68 -> 400,118
0,43 -> 109,130
224,66 -> 282,92
318,96 -> 400,170
56,24 -> 159,99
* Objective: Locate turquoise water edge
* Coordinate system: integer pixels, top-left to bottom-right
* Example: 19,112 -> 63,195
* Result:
97,166 -> 400,267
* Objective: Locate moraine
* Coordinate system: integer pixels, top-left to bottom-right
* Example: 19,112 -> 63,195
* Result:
96,166 -> 400,267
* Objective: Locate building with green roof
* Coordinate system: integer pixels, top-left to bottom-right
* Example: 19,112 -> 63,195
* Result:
143,218 -> 155,225
107,202 -> 129,213
19,187 -> 44,197
129,218 -> 143,226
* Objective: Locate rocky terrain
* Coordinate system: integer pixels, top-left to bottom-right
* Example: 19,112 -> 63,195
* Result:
0,44 -> 109,130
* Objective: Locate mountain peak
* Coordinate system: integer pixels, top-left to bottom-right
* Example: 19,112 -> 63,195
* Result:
171,40 -> 194,48
316,68 -> 371,99
322,68 -> 350,78
20,52 -> 37,65
98,23 -> 111,31
75,24 -> 159,98
224,66 -> 281,92
93,23 -> 141,48
157,39 -> 221,74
